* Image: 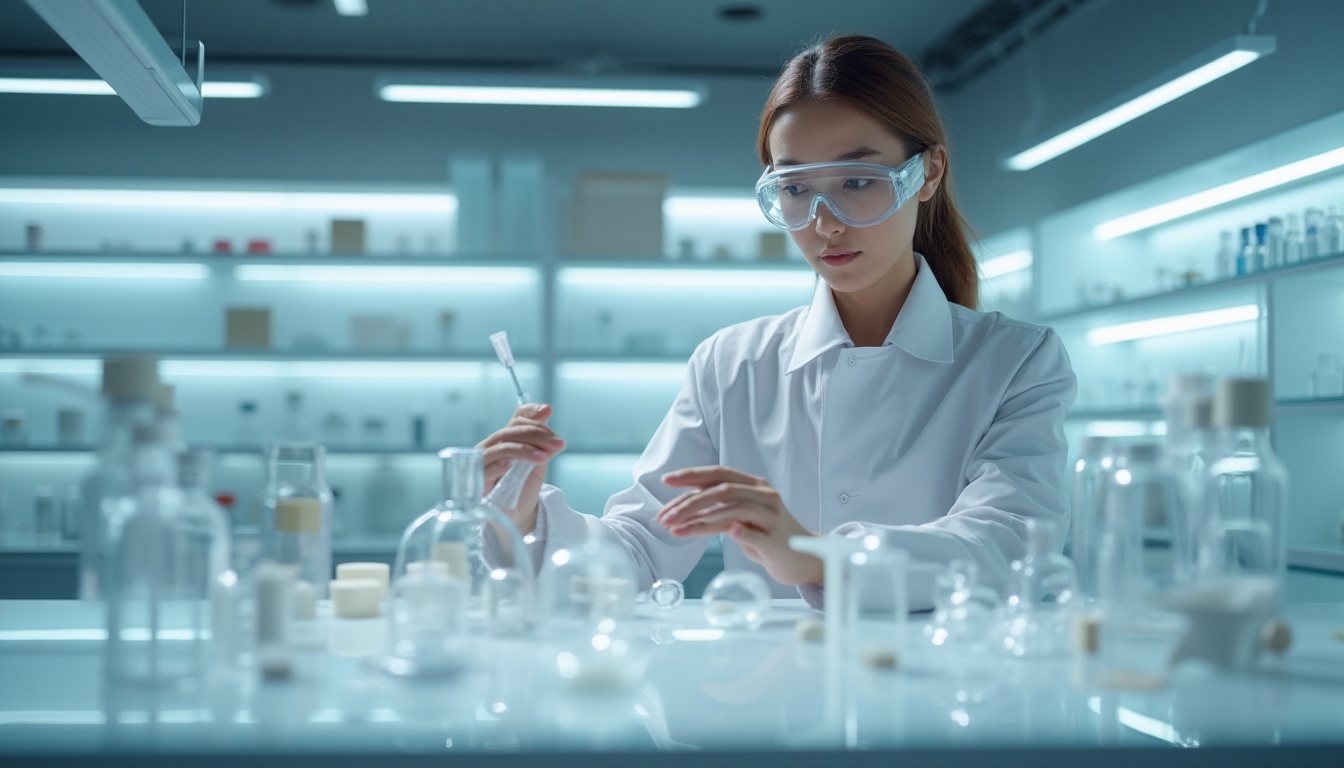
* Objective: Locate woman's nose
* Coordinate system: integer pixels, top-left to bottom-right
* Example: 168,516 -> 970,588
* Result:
812,198 -> 846,237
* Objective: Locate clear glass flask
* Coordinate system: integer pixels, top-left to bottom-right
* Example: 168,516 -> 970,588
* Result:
261,443 -> 333,598
104,424 -> 220,687
1003,518 -> 1079,657
382,447 -> 532,678
1068,435 -> 1113,603
1214,230 -> 1234,279
281,391 -> 308,441
1284,213 -> 1305,264
80,357 -> 160,601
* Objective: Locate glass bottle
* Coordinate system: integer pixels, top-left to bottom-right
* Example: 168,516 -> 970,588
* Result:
382,447 -> 533,678
262,443 -> 333,598
1068,435 -> 1114,603
1284,213 -> 1305,264
1251,222 -> 1267,273
1214,230 -> 1235,279
80,357 -> 160,601
1304,208 -> 1323,259
178,448 -> 233,582
364,455 -> 411,539
1235,227 -> 1252,275
1322,206 -> 1344,257
34,486 -> 58,545
1003,518 -> 1079,657
235,400 -> 260,448
1199,379 -> 1289,608
1265,217 -> 1285,269
1095,441 -> 1192,682
1310,351 -> 1344,398
104,423 -> 218,687
281,391 -> 308,441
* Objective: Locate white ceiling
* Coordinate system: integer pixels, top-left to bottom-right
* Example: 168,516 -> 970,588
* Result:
1,0 -> 988,75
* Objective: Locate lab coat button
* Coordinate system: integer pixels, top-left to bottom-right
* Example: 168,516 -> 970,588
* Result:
847,355 -> 857,366
839,493 -> 850,503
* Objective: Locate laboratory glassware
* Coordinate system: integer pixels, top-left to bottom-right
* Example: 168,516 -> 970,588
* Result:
1284,213 -> 1304,263
1,409 -> 27,445
922,559 -> 1002,654
1235,227 -> 1252,275
540,534 -> 639,635
1251,223 -> 1267,273
80,356 -> 160,601
484,331 -> 534,511
1309,352 -> 1344,398
281,391 -> 308,441
178,448 -> 233,582
1068,435 -> 1113,602
844,532 -> 910,663
236,400 -> 260,447
364,455 -> 411,538
104,423 -> 219,687
1323,207 -> 1344,255
261,442 -> 333,599
34,486 -> 57,544
1265,216 -> 1285,268
1304,208 -> 1322,259
1003,518 -> 1079,658
1214,230 -> 1234,279
649,578 -> 685,611
703,570 -> 772,629
382,447 -> 533,679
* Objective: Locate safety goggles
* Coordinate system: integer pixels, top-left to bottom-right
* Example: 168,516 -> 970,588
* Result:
755,153 -> 925,231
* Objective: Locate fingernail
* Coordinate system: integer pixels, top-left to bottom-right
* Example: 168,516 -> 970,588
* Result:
531,450 -> 547,461
548,437 -> 565,447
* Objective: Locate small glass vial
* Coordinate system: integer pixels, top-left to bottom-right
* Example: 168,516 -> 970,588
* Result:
319,411 -> 349,448
1322,206 -> 1344,257
1304,208 -> 1323,259
1310,352 -> 1344,398
1,409 -> 27,446
1251,223 -> 1268,273
1265,216 -> 1285,268
1003,518 -> 1079,658
34,486 -> 58,545
1214,230 -> 1235,279
649,578 -> 685,611
1285,213 -> 1305,264
363,417 -> 387,448
262,443 -> 333,598
281,391 -> 308,441
703,570 -> 771,629
1235,227 -> 1252,276
236,400 -> 260,447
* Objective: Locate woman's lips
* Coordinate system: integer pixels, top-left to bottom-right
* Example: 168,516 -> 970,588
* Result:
820,250 -> 858,266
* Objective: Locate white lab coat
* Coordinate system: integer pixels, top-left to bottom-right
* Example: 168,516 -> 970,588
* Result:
529,253 -> 1076,611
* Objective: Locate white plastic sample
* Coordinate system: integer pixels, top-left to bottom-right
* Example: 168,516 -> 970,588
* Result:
331,578 -> 383,619
336,562 -> 390,601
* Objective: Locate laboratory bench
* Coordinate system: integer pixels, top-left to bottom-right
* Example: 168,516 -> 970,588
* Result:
1,598 -> 1343,767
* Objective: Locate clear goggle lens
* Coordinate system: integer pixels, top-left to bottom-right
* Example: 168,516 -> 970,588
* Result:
755,154 -> 925,231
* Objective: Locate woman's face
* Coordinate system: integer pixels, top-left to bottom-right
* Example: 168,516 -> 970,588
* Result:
766,99 -> 938,298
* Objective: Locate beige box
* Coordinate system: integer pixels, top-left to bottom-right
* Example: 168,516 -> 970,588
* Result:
759,231 -> 789,261
225,307 -> 272,349
350,314 -> 410,350
330,218 -> 366,254
567,171 -> 666,258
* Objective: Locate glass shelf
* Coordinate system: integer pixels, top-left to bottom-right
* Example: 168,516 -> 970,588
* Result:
0,348 -> 522,362
1043,251 -> 1344,322
0,444 -> 449,456
1067,407 -> 1164,421
0,252 -> 540,268
1288,545 -> 1344,574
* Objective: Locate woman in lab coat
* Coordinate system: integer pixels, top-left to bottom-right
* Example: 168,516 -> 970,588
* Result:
479,34 -> 1076,611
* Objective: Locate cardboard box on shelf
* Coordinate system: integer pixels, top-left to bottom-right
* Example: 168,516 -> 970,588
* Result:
350,315 -> 410,351
567,171 -> 666,258
330,219 -> 366,255
225,308 -> 272,349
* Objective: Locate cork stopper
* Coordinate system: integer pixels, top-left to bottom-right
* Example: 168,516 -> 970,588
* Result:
101,357 -> 159,401
1214,378 -> 1272,429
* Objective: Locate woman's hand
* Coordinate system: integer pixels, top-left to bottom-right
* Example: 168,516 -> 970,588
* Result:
477,403 -> 565,535
657,466 -> 822,587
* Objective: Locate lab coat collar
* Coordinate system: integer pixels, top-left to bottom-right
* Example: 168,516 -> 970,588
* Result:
786,252 -> 955,373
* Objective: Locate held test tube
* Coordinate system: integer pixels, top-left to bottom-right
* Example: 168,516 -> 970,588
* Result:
485,332 -> 533,510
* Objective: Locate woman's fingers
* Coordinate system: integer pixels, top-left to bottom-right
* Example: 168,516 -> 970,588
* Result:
658,482 -> 779,526
666,504 -> 774,535
479,423 -> 565,451
663,465 -> 762,488
482,441 -> 550,469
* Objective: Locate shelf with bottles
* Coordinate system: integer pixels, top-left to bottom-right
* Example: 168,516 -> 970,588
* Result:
1034,108 -> 1344,320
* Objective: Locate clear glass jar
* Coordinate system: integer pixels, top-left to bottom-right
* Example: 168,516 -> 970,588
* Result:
381,447 -> 532,678
1003,518 -> 1079,657
1068,435 -> 1113,603
261,442 -> 333,599
1309,351 -> 1344,398
104,424 -> 220,687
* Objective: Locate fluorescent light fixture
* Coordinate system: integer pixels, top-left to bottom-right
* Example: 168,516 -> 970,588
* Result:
235,265 -> 534,285
0,188 -> 455,211
379,84 -> 701,109
1095,145 -> 1344,240
24,0 -> 205,126
557,362 -> 686,380
332,0 -> 367,15
1084,421 -> 1166,438
980,250 -> 1033,279
0,359 -> 510,379
0,78 -> 265,98
0,262 -> 207,279
664,196 -> 762,220
1004,36 -> 1274,171
1086,304 -> 1260,345
559,267 -> 813,289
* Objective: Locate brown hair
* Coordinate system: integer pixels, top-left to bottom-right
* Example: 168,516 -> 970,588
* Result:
757,34 -> 978,309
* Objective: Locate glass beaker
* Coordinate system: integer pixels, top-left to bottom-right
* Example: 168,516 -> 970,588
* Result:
1003,518 -> 1079,658
261,442 -> 333,599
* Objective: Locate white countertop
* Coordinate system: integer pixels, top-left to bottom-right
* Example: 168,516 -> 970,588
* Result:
2,598 -> 1344,765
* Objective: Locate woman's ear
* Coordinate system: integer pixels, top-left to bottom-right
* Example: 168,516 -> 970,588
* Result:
918,145 -> 948,202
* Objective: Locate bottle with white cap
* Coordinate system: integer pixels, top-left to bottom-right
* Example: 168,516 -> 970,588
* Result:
79,356 -> 160,601
261,442 -> 333,598
104,422 -> 217,686
1199,378 -> 1289,605
1068,435 -> 1114,603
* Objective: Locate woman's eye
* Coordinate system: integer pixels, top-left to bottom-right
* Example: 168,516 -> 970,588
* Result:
843,178 -> 873,190
781,184 -> 806,197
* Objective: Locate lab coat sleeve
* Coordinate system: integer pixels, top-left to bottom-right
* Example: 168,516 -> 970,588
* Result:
525,336 -> 722,589
799,328 -> 1077,612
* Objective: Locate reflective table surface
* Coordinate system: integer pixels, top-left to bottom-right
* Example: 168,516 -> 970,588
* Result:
2,599 -> 1343,767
